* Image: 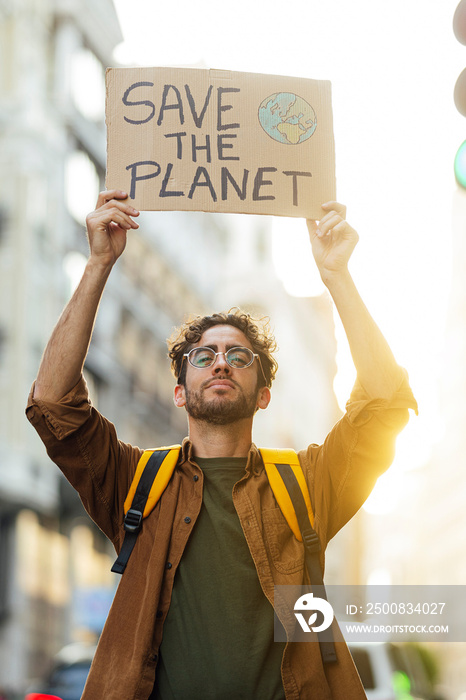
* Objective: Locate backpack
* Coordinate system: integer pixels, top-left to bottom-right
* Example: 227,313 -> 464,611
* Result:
111,446 -> 336,663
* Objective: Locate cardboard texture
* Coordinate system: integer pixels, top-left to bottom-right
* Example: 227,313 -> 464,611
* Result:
106,67 -> 335,219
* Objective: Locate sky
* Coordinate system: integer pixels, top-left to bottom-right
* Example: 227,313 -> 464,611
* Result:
110,0 -> 465,513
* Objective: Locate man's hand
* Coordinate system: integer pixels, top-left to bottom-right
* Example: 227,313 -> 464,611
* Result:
86,190 -> 140,269
306,202 -> 358,281
306,201 -> 407,400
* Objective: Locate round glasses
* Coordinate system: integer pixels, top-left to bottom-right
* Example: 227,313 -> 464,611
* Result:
182,346 -> 266,382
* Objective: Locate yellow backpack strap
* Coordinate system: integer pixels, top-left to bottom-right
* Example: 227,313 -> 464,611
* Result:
111,445 -> 181,575
260,447 -> 337,665
260,448 -> 314,541
124,446 -> 181,518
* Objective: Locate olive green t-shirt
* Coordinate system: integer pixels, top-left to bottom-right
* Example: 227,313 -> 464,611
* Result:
152,457 -> 286,700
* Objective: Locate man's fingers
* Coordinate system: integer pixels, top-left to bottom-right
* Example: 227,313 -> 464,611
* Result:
91,189 -> 140,228
102,208 -> 139,230
102,210 -> 139,231
100,199 -> 139,218
322,201 -> 347,218
95,189 -> 128,208
87,205 -> 139,231
317,214 -> 349,239
318,213 -> 342,236
306,214 -> 346,240
88,197 -> 140,229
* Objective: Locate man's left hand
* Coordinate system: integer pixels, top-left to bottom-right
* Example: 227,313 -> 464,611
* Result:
306,202 -> 359,280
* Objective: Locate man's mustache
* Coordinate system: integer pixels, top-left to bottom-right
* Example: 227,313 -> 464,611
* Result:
201,376 -> 239,390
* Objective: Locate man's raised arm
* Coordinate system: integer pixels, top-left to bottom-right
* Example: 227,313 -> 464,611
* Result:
34,190 -> 139,402
307,202 -> 404,400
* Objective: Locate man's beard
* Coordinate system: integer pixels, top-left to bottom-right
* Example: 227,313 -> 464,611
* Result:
184,380 -> 258,425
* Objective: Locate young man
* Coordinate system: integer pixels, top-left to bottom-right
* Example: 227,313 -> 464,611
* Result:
26,190 -> 417,699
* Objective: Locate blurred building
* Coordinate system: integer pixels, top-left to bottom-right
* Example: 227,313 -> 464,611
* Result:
0,0 -> 126,688
0,0 -> 341,693
344,189 -> 466,700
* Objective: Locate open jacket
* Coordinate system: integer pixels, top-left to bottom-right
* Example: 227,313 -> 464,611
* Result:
26,371 -> 417,700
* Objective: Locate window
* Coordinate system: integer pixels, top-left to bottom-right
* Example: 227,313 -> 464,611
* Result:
65,150 -> 99,225
70,48 -> 105,122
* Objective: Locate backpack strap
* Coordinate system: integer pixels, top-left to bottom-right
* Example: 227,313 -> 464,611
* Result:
260,448 -> 337,664
111,446 -> 181,575
260,448 -> 314,540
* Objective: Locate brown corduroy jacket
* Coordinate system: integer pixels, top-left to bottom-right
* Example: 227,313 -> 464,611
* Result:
26,372 -> 417,700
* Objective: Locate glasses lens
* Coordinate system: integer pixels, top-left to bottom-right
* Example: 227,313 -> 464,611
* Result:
188,347 -> 216,368
226,347 -> 254,368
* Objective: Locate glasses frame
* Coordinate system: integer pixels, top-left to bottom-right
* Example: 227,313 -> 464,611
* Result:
180,346 -> 267,385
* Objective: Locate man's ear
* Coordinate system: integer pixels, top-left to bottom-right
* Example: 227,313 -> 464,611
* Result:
256,386 -> 271,411
174,383 -> 186,408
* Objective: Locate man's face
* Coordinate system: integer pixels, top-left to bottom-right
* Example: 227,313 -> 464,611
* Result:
174,325 -> 270,425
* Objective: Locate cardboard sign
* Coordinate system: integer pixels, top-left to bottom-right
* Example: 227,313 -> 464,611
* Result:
106,67 -> 335,219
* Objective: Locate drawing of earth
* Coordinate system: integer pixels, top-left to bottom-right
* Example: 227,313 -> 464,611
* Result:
258,93 -> 317,145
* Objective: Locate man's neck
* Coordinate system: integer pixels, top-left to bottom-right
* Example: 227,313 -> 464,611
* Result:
187,417 -> 253,458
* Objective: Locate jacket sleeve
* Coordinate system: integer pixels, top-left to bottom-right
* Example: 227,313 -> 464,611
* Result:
25,375 -> 142,546
299,367 -> 418,545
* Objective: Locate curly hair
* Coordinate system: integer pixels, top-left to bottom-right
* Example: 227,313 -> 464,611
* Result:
167,309 -> 278,388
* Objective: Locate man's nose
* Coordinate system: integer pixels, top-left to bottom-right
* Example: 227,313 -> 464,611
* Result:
213,352 -> 230,373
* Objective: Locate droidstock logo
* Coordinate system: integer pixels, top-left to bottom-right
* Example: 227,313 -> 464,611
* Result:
294,592 -> 334,633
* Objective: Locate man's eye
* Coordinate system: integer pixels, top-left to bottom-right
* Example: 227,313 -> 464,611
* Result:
228,350 -> 250,366
193,350 -> 214,366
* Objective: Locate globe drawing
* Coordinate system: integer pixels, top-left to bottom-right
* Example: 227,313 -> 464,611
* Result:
258,93 -> 317,145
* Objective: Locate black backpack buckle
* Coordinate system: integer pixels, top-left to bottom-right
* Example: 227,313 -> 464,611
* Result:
124,508 -> 143,534
302,528 -> 321,553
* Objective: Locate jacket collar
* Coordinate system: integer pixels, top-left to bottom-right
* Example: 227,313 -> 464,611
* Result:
180,437 -> 264,475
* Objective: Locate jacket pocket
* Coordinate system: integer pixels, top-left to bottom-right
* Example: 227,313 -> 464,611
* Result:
262,507 -> 305,574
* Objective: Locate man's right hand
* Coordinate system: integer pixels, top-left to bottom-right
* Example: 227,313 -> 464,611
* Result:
86,190 -> 140,269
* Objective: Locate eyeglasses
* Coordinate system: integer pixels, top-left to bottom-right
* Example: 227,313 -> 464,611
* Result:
182,346 -> 266,382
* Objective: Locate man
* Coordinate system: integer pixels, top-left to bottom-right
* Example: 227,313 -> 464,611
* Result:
26,190 -> 417,699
